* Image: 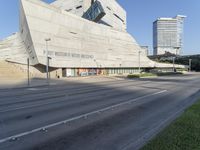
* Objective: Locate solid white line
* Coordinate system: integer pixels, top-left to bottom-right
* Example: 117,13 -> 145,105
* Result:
0,90 -> 167,144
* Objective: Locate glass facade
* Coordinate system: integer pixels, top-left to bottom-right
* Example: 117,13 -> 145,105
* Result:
82,0 -> 105,22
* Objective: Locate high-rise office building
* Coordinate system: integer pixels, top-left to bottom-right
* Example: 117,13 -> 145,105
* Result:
153,15 -> 186,55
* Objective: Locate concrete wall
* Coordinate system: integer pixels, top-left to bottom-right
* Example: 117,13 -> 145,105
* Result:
98,0 -> 126,31
0,0 -> 186,71
0,33 -> 28,63
21,0 -> 154,68
19,0 -> 38,65
51,0 -> 86,16
51,0 -> 126,31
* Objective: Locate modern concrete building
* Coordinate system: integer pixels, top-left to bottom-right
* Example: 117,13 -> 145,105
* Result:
0,0 -> 185,78
153,15 -> 186,56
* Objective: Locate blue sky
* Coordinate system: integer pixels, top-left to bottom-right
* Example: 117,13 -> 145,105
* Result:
0,0 -> 199,55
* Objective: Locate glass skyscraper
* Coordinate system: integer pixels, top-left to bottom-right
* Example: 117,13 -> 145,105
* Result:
153,15 -> 186,55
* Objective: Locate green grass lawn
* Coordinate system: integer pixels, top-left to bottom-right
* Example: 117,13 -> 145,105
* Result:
127,72 -> 183,78
156,72 -> 183,76
141,99 -> 200,150
127,73 -> 156,78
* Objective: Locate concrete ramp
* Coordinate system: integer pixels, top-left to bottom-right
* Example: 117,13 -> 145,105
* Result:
0,61 -> 27,79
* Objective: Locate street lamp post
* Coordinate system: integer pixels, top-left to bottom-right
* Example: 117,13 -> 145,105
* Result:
27,58 -> 30,86
174,47 -> 180,56
94,59 -> 98,75
45,38 -> 51,84
48,56 -> 52,79
138,50 -> 141,74
172,57 -> 175,72
189,59 -> 192,72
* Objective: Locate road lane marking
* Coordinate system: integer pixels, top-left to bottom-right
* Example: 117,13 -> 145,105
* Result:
26,88 -> 48,91
0,90 -> 167,144
0,82 -> 154,113
27,88 -> 39,91
0,94 -> 66,113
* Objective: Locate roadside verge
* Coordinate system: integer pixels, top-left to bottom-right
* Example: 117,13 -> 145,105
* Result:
141,97 -> 200,150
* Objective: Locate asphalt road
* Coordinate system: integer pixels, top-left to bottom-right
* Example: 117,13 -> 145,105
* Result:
0,73 -> 200,150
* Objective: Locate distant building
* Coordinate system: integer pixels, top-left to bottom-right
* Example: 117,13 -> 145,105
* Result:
153,15 -> 186,56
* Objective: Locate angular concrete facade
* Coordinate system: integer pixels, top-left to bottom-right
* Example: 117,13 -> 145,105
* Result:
0,0 -> 185,77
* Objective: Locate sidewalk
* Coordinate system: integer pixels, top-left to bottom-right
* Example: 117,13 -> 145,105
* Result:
0,78 -> 50,89
0,75 -> 127,90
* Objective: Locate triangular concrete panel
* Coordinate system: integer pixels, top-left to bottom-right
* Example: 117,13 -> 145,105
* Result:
20,0 -> 39,65
20,0 -> 62,66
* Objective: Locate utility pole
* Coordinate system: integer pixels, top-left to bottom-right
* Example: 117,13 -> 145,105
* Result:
45,38 -> 51,85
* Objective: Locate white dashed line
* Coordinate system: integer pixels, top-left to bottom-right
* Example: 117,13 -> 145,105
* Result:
0,90 -> 167,144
